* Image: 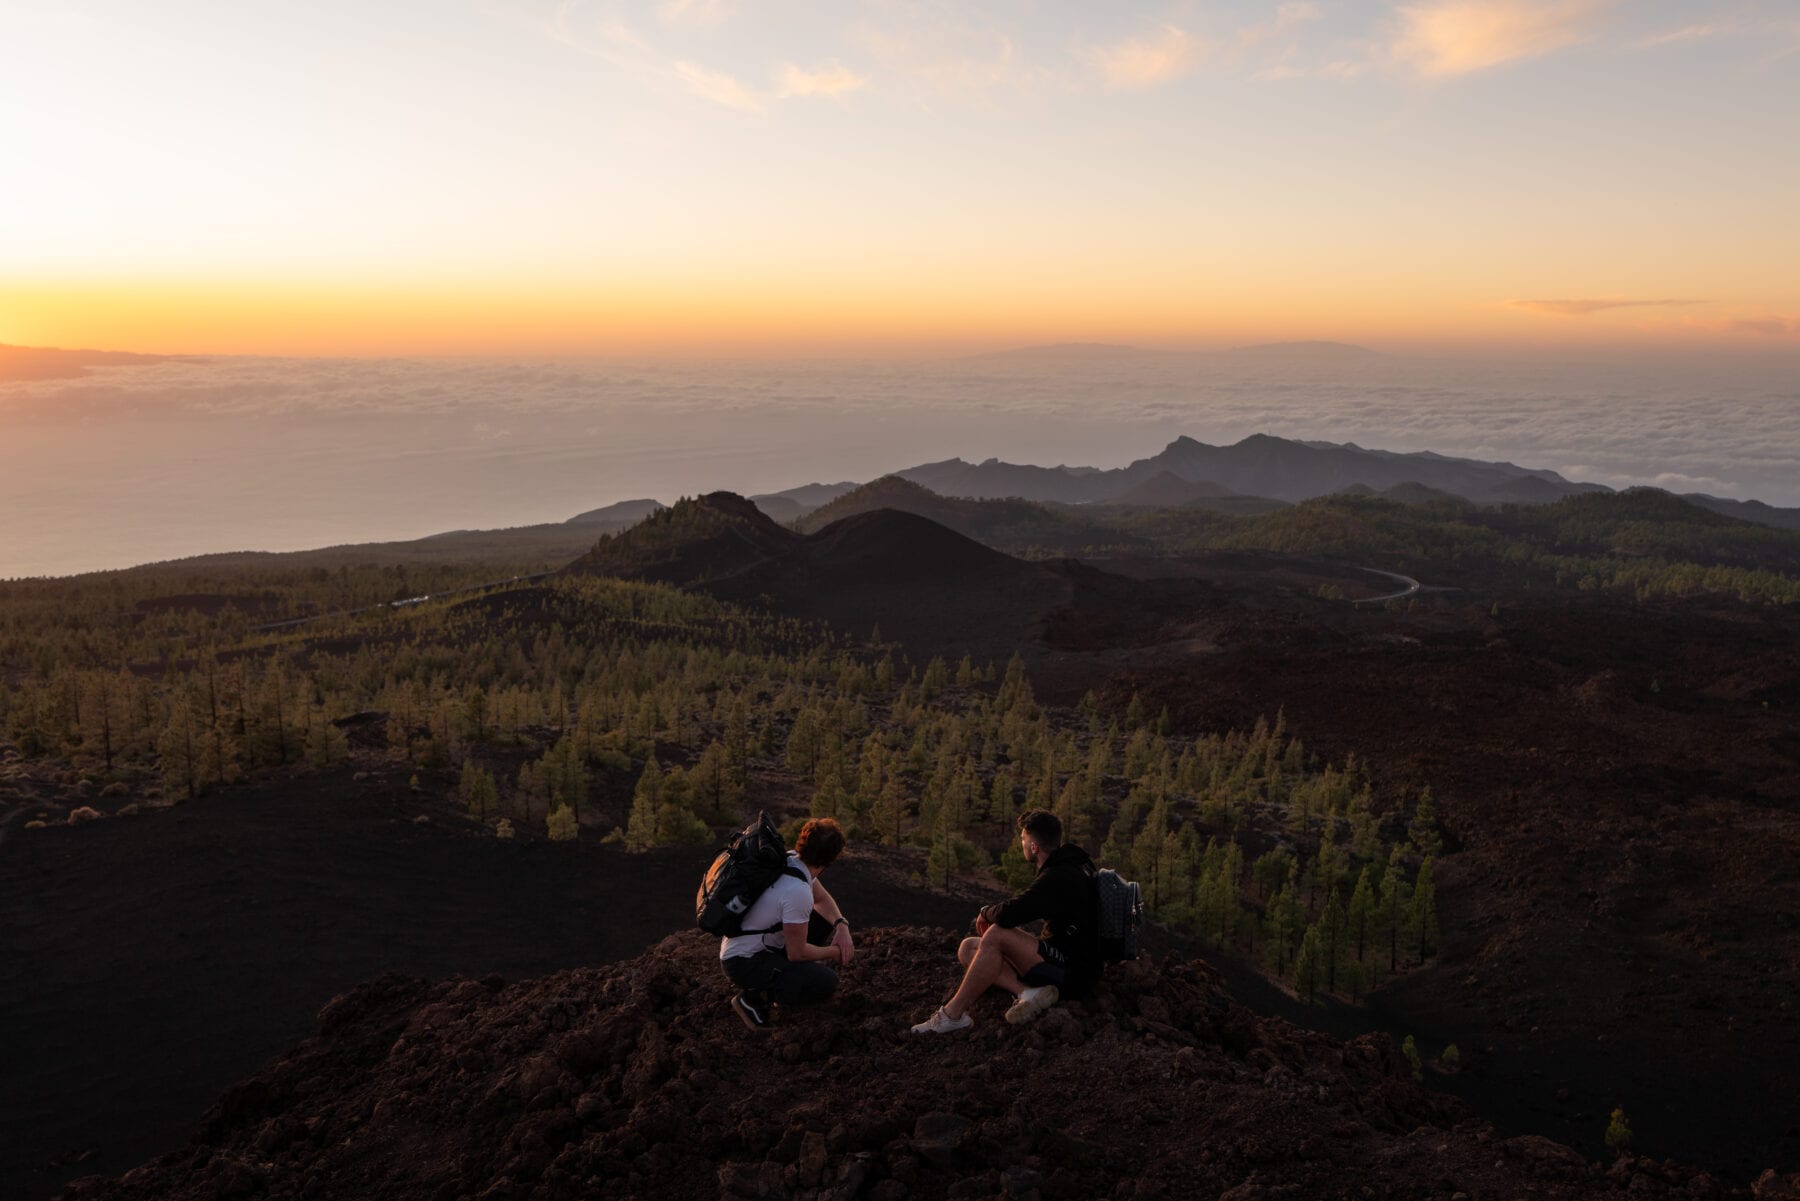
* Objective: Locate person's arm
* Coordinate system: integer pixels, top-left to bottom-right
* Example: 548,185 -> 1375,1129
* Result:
782,921 -> 842,963
813,877 -> 854,964
983,874 -> 1054,929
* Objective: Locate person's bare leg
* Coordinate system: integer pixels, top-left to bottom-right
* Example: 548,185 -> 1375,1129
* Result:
946,926 -> 1042,1019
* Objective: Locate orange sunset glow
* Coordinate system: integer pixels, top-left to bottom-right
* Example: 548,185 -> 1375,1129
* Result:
5,1 -> 1798,356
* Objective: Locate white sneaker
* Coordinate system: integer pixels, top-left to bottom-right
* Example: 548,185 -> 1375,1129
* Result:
1005,985 -> 1059,1025
910,1006 -> 973,1035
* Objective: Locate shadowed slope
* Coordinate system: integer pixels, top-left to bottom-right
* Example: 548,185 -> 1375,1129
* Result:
795,477 -> 1136,554
56,928 -> 1721,1201
564,493 -> 801,587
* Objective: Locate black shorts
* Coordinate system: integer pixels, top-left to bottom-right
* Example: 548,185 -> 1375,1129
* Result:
1020,940 -> 1068,988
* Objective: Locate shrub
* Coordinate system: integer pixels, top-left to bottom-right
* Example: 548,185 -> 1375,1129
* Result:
100,781 -> 129,798
24,820 -> 46,830
1401,1035 -> 1423,1081
546,804 -> 578,842
1605,1107 -> 1633,1156
1438,1044 -> 1461,1073
494,817 -> 515,840
67,806 -> 103,825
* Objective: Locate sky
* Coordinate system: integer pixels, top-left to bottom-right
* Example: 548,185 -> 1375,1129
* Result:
4,0 -> 1799,356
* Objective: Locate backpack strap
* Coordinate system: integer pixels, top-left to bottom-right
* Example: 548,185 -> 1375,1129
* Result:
740,864 -> 813,936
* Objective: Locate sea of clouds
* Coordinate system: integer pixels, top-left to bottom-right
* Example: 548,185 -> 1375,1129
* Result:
3,349 -> 1797,578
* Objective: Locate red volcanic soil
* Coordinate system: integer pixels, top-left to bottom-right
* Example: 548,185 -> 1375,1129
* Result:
559,510 -> 1800,1179
0,768 -> 979,1201
56,927 -> 1741,1201
1117,590 -> 1800,1179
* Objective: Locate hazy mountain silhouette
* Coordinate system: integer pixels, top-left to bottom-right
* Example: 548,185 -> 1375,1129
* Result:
895,457 -> 1116,504
564,498 -> 665,525
1219,340 -> 1378,360
1682,492 -> 1800,532
1099,470 -> 1239,508
563,494 -> 1089,658
795,476 -> 1135,553
563,492 -> 800,586
890,434 -> 1605,507
0,342 -> 183,382
1335,481 -> 1473,507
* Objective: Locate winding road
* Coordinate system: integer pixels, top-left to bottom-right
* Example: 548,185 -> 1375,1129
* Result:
1352,567 -> 1424,604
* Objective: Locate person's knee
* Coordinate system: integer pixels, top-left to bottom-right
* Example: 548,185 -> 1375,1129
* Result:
780,964 -> 837,1004
957,936 -> 980,966
979,924 -> 1025,958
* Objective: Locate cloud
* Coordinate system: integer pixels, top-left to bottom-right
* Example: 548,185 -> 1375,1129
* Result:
656,0 -> 733,31
1510,298 -> 1701,316
1722,316 -> 1798,336
549,4 -> 769,115
1236,2 -> 1324,51
671,59 -> 764,112
1634,22 -> 1741,49
1391,0 -> 1616,77
776,61 -> 868,99
851,9 -> 1046,104
1635,313 -> 1800,339
1646,471 -> 1743,495
1089,24 -> 1202,89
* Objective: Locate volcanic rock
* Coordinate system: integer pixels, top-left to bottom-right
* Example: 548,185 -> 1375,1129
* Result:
56,927 -> 1714,1201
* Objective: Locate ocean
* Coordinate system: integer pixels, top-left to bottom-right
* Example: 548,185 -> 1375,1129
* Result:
3,348 -> 1797,578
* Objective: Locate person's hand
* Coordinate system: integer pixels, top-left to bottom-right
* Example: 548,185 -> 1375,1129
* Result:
832,923 -> 854,966
974,914 -> 991,937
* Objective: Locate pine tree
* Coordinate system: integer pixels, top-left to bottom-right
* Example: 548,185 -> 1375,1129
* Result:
690,740 -> 741,822
157,686 -> 202,802
1409,856 -> 1440,963
1321,888 -> 1347,992
656,766 -> 709,844
1266,885 -> 1302,975
871,775 -> 908,846
811,764 -> 845,820
1294,925 -> 1324,1002
1378,846 -> 1411,973
625,755 -> 662,851
1348,785 -> 1381,860
1347,865 -> 1377,962
1408,787 -> 1444,859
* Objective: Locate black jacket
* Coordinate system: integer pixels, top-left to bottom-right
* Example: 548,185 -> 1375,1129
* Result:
981,844 -> 1101,979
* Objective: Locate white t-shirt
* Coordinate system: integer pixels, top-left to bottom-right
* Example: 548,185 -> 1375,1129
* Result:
719,854 -> 815,960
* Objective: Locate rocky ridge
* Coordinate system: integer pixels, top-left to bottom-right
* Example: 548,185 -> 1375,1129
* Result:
60,927 -> 1778,1201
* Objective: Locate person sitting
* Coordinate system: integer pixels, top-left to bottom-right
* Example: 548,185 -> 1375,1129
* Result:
911,808 -> 1099,1034
720,817 -> 854,1031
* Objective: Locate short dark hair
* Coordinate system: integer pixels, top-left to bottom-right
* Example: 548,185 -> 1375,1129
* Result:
796,818 -> 845,869
1018,809 -> 1062,849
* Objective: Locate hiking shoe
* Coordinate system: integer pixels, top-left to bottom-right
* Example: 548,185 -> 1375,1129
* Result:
732,992 -> 772,1032
910,1006 -> 973,1035
1005,984 -> 1059,1025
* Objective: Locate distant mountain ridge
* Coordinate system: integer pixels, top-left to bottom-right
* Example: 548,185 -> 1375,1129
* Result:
888,433 -> 1609,509
562,491 -> 1079,657
0,342 -> 184,382
703,433 -> 1800,533
969,340 -> 1378,362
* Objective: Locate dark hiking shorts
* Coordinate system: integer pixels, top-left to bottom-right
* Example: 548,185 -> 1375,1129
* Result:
1020,940 -> 1068,989
721,912 -> 839,1005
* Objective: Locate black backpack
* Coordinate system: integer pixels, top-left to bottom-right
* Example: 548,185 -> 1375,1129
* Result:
1095,867 -> 1143,962
696,811 -> 807,937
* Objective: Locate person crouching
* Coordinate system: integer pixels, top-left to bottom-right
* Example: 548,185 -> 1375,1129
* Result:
720,817 -> 854,1031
